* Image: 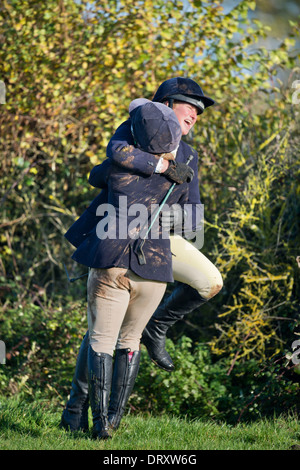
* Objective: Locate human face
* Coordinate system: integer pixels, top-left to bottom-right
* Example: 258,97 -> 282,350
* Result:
171,101 -> 199,136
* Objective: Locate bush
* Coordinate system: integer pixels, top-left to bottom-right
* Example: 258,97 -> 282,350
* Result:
0,287 -> 298,423
131,337 -> 299,423
0,280 -> 87,400
0,0 -> 299,420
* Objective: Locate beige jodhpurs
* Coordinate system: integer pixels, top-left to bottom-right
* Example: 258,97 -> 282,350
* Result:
170,234 -> 223,300
87,235 -> 222,355
87,267 -> 166,356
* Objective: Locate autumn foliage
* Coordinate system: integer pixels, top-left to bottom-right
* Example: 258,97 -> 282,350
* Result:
0,1 -> 299,414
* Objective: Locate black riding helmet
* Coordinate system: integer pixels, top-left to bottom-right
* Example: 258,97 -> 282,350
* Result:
152,77 -> 214,115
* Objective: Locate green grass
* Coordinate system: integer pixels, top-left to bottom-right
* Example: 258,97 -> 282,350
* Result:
0,396 -> 299,450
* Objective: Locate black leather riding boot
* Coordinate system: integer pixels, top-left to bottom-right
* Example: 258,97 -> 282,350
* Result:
108,349 -> 141,430
60,332 -> 89,432
141,283 -> 207,372
88,346 -> 113,440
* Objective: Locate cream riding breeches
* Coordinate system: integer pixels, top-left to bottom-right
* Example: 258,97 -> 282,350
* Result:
170,234 -> 223,300
87,267 -> 166,356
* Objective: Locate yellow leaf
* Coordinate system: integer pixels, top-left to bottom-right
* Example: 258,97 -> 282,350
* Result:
258,131 -> 281,151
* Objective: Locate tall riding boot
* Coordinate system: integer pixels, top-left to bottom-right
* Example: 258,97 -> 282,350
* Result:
60,332 -> 89,432
108,349 -> 141,431
142,283 -> 207,372
88,345 -> 113,440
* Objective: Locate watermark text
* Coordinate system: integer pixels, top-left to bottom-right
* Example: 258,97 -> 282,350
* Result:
0,340 -> 6,364
95,198 -> 204,249
0,81 -> 6,104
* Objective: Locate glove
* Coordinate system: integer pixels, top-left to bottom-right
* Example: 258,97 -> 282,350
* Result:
160,204 -> 186,233
163,160 -> 194,184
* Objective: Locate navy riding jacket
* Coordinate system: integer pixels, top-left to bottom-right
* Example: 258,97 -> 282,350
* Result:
65,119 -> 202,282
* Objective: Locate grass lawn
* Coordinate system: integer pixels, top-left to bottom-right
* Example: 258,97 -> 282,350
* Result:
0,396 -> 299,451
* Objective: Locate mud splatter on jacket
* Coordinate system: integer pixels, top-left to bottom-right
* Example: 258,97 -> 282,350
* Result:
65,119 -> 201,282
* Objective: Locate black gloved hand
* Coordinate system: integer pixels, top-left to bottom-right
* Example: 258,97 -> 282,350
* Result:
163,160 -> 194,184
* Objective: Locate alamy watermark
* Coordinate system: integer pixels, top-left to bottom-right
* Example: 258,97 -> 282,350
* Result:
290,340 -> 300,365
0,80 -> 6,104
95,198 -> 204,249
292,80 -> 300,105
0,340 -> 6,365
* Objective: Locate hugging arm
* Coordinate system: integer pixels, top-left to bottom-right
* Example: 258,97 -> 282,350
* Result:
88,158 -> 112,188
